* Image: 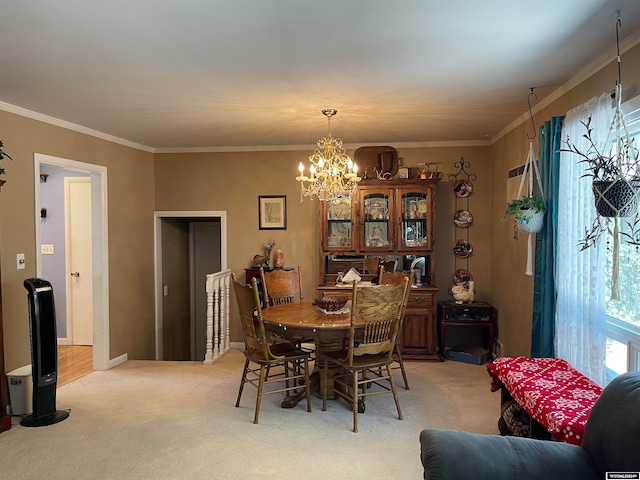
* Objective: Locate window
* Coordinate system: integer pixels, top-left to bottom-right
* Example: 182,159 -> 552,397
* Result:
604,99 -> 640,381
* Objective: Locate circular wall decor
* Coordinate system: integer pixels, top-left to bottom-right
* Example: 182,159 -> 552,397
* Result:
453,239 -> 473,258
452,269 -> 473,286
453,209 -> 473,228
453,179 -> 473,197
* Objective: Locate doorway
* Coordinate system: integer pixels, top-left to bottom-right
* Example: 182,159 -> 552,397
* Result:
154,211 -> 227,361
35,153 -> 110,371
191,222 -> 221,361
65,177 -> 93,346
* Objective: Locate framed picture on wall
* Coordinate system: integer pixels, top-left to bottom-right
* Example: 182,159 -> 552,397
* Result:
258,195 -> 287,230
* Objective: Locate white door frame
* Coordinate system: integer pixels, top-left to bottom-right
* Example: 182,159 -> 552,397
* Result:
153,211 -> 227,361
34,153 -> 110,371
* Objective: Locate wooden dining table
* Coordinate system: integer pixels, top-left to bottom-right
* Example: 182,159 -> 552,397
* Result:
261,300 -> 363,409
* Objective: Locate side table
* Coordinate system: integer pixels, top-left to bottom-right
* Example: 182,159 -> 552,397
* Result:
438,301 -> 497,362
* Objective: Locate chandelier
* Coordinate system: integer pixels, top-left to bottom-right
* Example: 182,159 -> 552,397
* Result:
296,109 -> 361,203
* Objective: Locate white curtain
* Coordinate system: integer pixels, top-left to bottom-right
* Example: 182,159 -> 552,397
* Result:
555,92 -> 611,386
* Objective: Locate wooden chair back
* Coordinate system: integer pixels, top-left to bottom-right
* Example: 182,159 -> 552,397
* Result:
363,256 -> 381,275
345,278 -> 410,364
260,266 -> 302,307
379,259 -> 397,274
232,274 -> 274,360
379,267 -> 414,287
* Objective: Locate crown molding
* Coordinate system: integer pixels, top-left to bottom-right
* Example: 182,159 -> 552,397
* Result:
492,28 -> 640,143
0,101 -> 154,153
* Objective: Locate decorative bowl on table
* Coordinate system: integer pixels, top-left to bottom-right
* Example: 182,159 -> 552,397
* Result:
314,296 -> 348,312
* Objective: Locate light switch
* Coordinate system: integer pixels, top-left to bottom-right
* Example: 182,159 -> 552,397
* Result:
41,244 -> 55,255
163,285 -> 169,297
17,253 -> 25,270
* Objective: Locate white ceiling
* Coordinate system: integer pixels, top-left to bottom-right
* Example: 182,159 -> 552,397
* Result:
1,0 -> 640,152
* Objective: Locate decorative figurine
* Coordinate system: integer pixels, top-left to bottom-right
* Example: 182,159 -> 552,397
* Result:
252,254 -> 268,267
451,280 -> 475,304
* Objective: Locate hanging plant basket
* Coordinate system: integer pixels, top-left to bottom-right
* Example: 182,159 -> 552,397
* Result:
560,107 -> 640,249
502,136 -> 546,276
592,179 -> 640,218
514,206 -> 546,233
503,195 -> 547,233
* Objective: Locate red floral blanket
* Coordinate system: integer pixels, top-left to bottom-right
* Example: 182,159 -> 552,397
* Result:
486,357 -> 602,445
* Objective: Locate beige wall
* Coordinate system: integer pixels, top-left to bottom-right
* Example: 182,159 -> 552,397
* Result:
0,111 -> 156,372
154,145 -> 493,345
154,150 -> 320,342
2,38 -> 639,369
489,41 -> 640,357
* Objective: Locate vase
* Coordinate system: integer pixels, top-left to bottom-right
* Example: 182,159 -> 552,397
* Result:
592,180 -> 640,218
263,247 -> 273,267
273,249 -> 284,268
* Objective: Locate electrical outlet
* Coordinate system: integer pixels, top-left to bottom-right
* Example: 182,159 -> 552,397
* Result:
41,244 -> 55,255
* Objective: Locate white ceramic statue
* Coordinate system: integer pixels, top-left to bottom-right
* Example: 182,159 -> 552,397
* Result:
452,280 -> 475,304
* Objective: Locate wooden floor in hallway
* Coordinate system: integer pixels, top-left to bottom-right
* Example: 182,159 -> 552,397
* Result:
58,345 -> 93,387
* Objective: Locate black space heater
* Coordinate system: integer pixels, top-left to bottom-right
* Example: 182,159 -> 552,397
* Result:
21,278 -> 70,427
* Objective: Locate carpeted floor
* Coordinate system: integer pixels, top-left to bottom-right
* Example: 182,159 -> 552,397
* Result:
0,348 -> 500,479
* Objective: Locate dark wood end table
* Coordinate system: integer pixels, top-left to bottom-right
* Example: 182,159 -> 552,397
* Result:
438,301 -> 497,362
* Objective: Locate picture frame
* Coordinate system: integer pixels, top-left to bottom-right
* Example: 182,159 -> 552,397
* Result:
258,195 -> 287,230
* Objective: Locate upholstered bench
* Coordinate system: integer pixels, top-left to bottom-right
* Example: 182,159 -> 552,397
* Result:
486,357 -> 603,445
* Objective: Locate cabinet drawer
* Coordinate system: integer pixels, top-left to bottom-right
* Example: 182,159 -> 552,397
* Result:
408,292 -> 435,307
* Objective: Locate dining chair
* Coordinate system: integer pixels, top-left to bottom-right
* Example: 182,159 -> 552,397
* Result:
363,256 -> 381,275
259,265 -> 302,307
378,267 -> 414,390
321,277 -> 410,432
259,266 -> 314,355
379,259 -> 397,274
232,274 -> 311,424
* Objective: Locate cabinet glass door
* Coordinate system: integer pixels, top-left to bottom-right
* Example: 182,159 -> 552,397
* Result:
362,191 -> 390,249
325,198 -> 353,249
400,190 -> 429,249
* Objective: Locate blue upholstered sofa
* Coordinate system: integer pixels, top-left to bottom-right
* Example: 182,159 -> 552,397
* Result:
420,371 -> 640,480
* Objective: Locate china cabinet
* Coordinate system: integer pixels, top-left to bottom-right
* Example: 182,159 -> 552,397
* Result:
318,178 -> 440,360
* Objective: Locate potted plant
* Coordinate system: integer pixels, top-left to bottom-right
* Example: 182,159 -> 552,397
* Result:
0,139 -> 12,190
503,195 -> 546,233
561,115 -> 640,249
0,139 -> 12,175
562,115 -> 640,217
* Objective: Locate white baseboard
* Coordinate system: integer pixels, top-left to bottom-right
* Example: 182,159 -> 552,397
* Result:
230,342 -> 244,350
109,353 -> 128,368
